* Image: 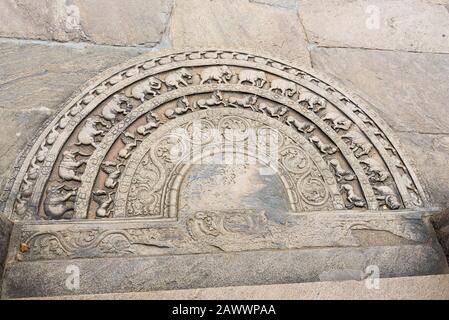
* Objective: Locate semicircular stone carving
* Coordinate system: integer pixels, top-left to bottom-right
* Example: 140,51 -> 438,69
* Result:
1,49 -> 429,221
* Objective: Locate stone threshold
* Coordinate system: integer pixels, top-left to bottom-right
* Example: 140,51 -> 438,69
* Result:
13,274 -> 449,300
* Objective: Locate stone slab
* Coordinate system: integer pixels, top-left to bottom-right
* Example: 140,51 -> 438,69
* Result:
249,0 -> 298,9
170,0 -> 311,66
310,47 -> 449,209
0,215 -> 13,295
433,211 -> 449,262
0,0 -> 173,47
22,274 -> 449,300
2,243 -> 447,299
0,41 -> 143,196
310,47 -> 449,134
396,132 -> 449,210
5,210 -> 437,261
298,0 -> 449,53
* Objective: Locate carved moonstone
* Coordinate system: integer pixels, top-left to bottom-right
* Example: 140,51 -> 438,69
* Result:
0,49 -> 445,299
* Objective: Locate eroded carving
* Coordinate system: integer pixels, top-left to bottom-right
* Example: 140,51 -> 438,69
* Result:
3,49 -> 427,222
322,112 -> 352,131
164,97 -> 192,119
360,158 -> 389,182
238,69 -> 267,88
228,95 -> 258,111
373,186 -> 401,210
329,159 -> 355,182
200,66 -> 233,84
270,78 -> 296,97
195,91 -> 225,109
101,95 -> 132,125
258,103 -> 288,119
75,118 -> 105,148
286,116 -> 315,133
310,136 -> 337,155
341,131 -> 372,158
16,211 -> 430,261
298,91 -> 326,112
130,77 -> 162,102
136,112 -> 161,136
44,185 -> 77,219
163,68 -> 192,89
118,132 -> 142,160
59,150 -> 88,182
341,184 -> 366,208
93,190 -> 115,218
101,161 -> 123,189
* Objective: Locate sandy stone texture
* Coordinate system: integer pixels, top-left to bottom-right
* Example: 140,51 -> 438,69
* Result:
298,0 -> 449,53
310,47 -> 449,209
170,0 -> 311,66
72,0 -> 173,47
0,215 -> 13,294
23,274 -> 449,300
310,47 -> 449,134
249,0 -> 298,9
0,42 -> 143,194
0,0 -> 174,47
396,132 -> 449,208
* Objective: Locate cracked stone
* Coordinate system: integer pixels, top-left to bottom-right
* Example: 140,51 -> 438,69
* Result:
397,132 -> 449,209
311,47 -> 449,134
311,46 -> 449,209
170,0 -> 310,66
72,0 -> 174,47
0,0 -> 174,47
0,41 -> 143,192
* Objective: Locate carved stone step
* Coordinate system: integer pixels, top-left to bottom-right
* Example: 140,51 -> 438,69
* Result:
11,274 -> 449,300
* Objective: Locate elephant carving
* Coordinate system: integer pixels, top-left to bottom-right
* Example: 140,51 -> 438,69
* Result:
238,69 -> 267,87
200,66 -> 233,84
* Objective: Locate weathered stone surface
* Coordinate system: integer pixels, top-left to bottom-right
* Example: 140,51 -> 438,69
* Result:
433,211 -> 449,262
0,109 -> 52,195
0,0 -> 74,42
0,215 -> 13,295
73,0 -> 173,47
0,0 -> 173,47
310,47 -> 449,209
0,41 -> 143,193
10,210 -> 435,261
23,274 -> 449,300
3,244 -> 447,298
298,0 -> 449,53
3,205 -> 446,298
170,0 -> 310,66
249,0 -> 298,9
397,132 -> 449,209
310,47 -> 449,134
